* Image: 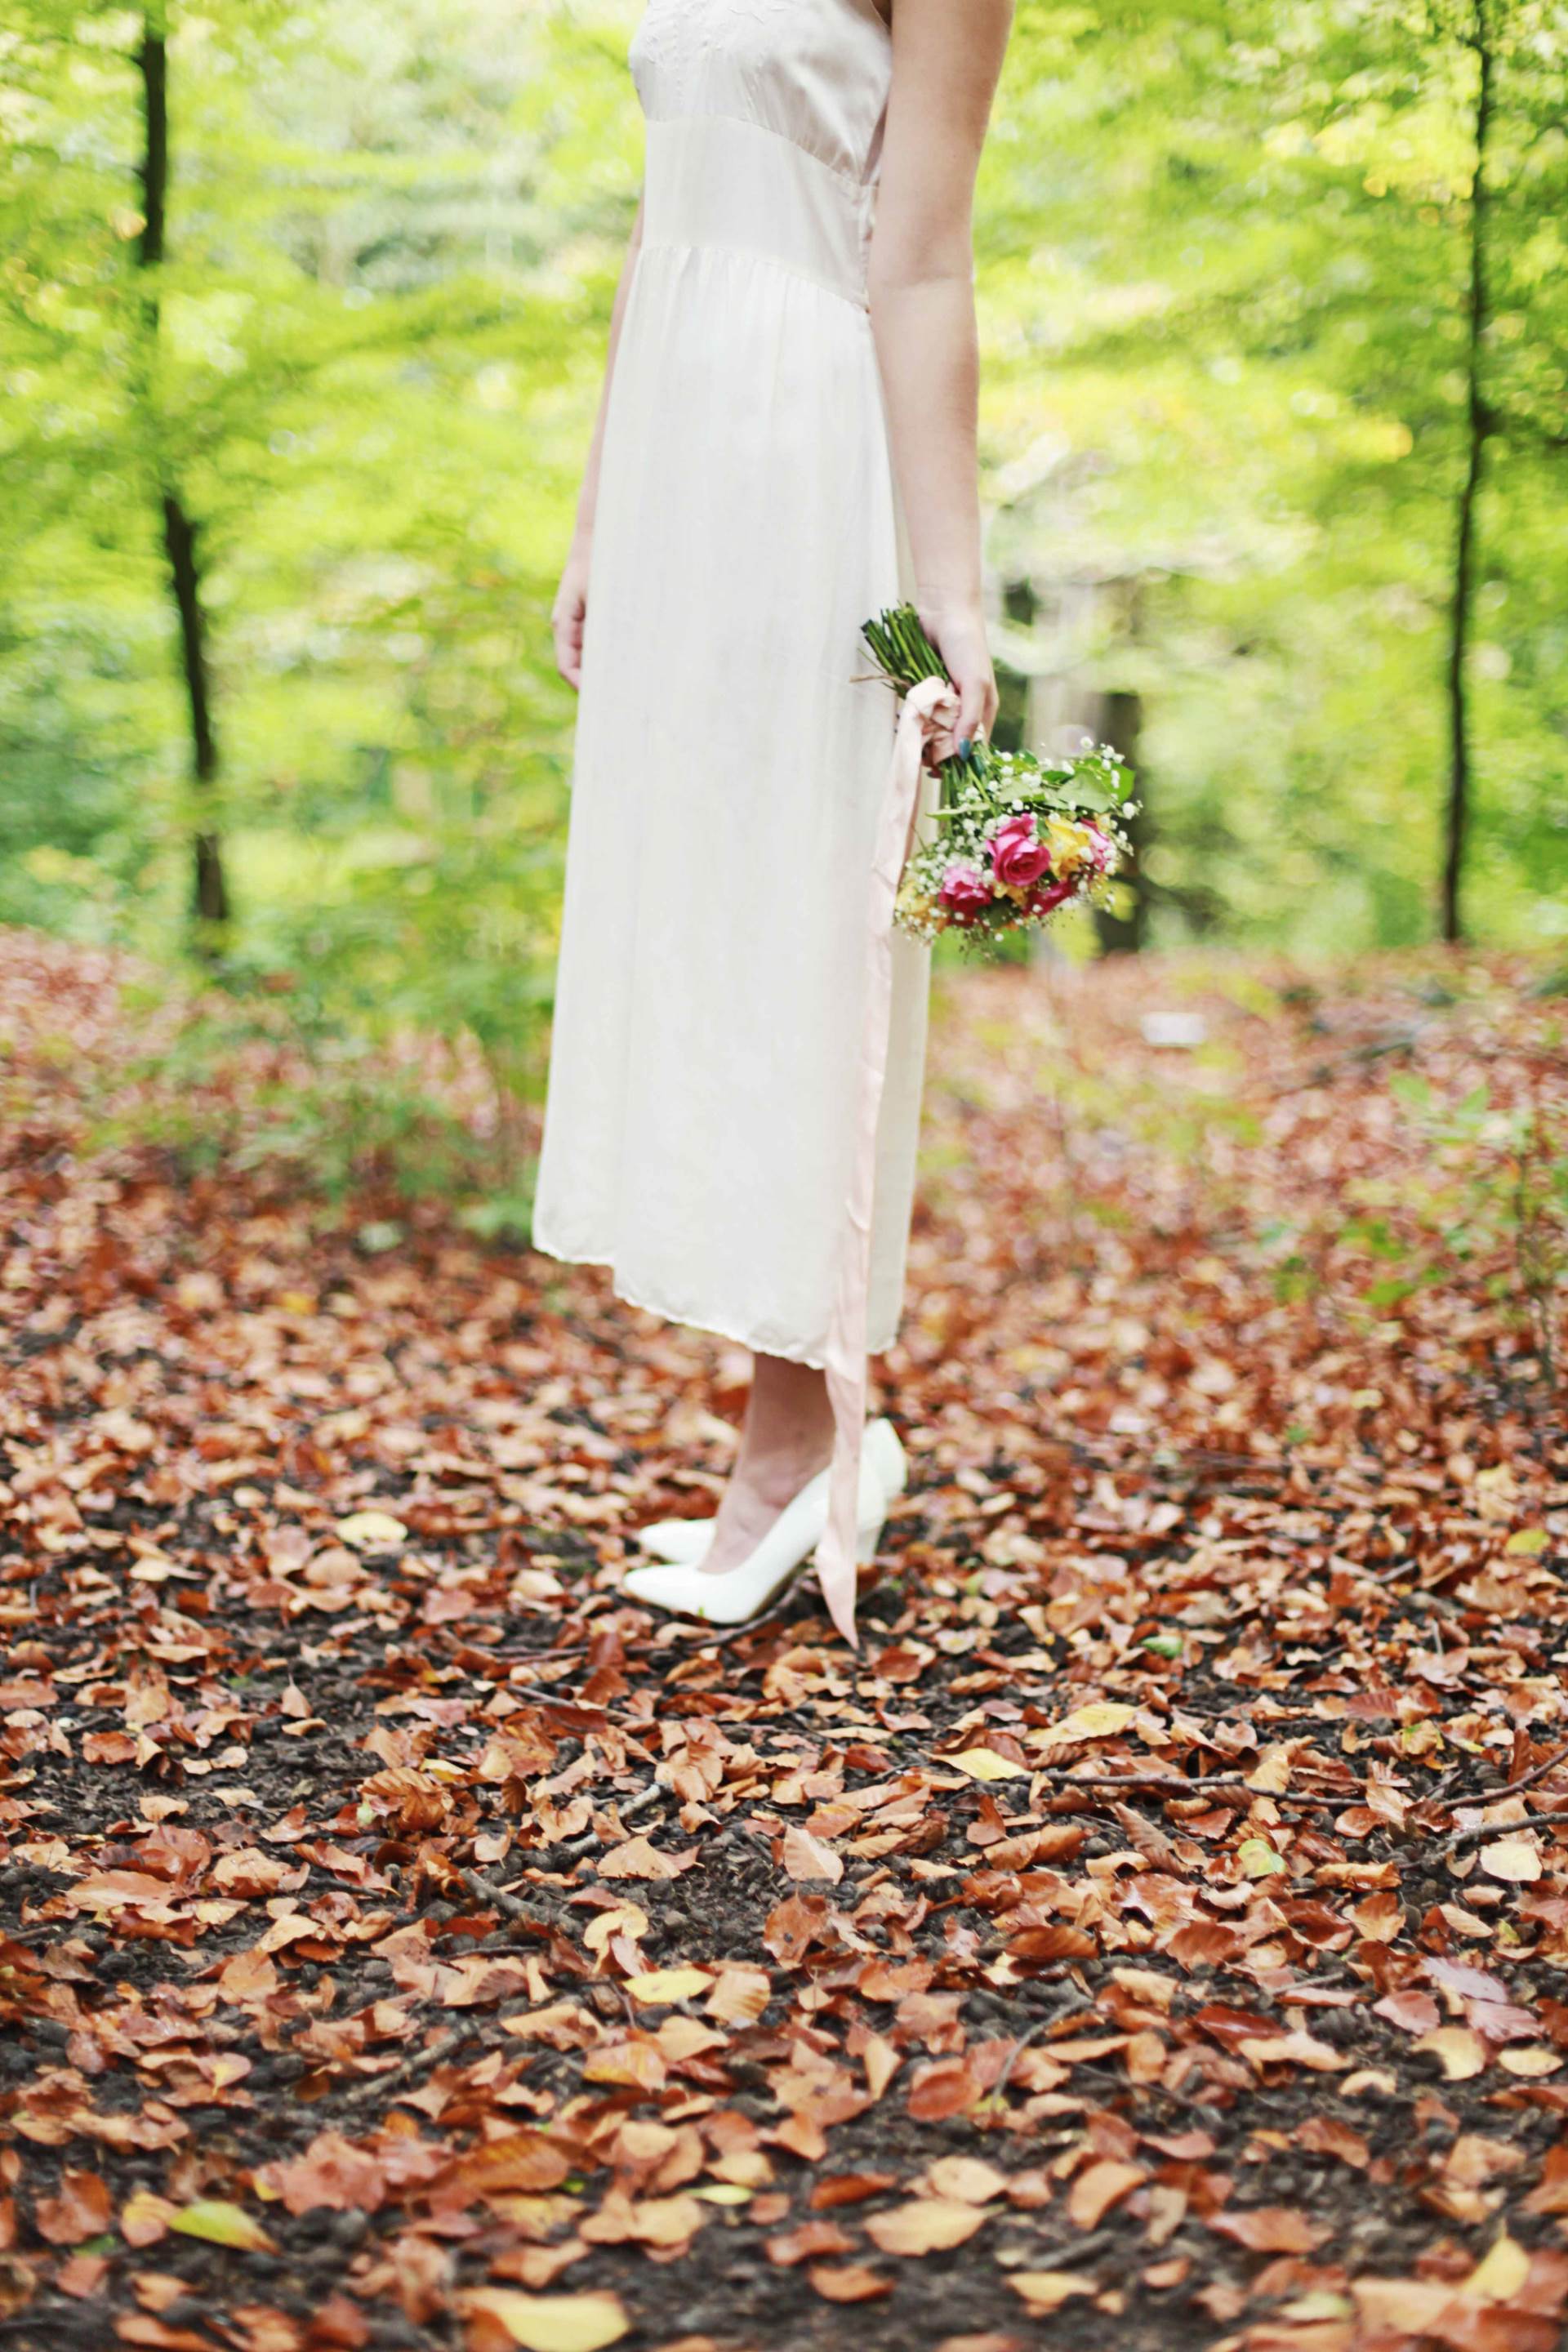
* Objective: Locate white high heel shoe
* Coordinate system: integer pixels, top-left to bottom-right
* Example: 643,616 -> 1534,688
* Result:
637,1419 -> 906,1566
621,1421 -> 907,1628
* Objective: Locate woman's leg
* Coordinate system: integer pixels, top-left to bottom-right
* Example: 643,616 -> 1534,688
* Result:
699,1352 -> 835,1575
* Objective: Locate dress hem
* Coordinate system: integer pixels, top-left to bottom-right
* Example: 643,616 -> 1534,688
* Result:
529,1227 -> 899,1370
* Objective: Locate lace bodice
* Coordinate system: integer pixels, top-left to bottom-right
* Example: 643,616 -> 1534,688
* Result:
630,0 -> 893,185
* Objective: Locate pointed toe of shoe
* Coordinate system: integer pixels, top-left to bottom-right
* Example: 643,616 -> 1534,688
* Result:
621,1560 -> 762,1625
635,1517 -> 715,1565
621,1562 -> 709,1614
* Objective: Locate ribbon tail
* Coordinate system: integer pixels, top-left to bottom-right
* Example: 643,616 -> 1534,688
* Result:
815,675 -> 949,1647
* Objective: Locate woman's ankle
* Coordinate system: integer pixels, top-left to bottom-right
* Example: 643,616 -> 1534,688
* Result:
736,1429 -> 834,1510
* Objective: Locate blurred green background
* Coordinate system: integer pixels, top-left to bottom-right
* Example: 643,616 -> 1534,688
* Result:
3,0 -> 1566,1188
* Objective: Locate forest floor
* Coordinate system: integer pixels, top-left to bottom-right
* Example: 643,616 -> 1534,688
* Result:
1,927 -> 1567,2352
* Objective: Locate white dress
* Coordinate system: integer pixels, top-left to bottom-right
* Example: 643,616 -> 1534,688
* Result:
533,0 -> 929,1372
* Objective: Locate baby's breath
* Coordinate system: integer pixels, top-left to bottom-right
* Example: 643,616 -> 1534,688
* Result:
861,604 -> 1137,951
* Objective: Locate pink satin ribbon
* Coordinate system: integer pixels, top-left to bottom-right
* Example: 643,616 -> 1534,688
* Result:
814,673 -> 956,1647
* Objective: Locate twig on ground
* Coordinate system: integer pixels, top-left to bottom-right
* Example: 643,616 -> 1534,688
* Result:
988,2019 -> 1050,2108
1499,1742 -> 1568,1801
1018,2223 -> 1124,2271
466,1778 -> 673,1886
342,2025 -> 468,2106
987,1980 -> 1094,2108
1418,1740 -> 1568,1848
1445,1805 -> 1568,1861
489,1642 -> 591,1664
461,1869 -> 537,1922
1029,1770 -> 1341,1813
1426,1759 -> 1472,1807
558,1775 -> 670,1855
1032,1771 -> 1254,1796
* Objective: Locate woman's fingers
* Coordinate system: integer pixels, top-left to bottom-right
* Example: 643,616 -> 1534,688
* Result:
954,661 -> 1000,756
553,591 -> 585,689
956,673 -> 988,755
920,605 -> 997,755
554,546 -> 591,690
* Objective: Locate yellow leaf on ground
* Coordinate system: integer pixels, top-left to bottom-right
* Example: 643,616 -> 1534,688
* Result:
1413,2026 -> 1488,2082
1341,2068 -> 1400,2099
1498,2045 -> 1562,2078
1463,2233 -> 1530,2303
946,1748 -> 1028,1782
782,1824 -> 844,1882
1033,1701 -> 1138,1748
622,1967 -> 712,2005
1245,1743 -> 1294,1793
1504,1528 -> 1548,1557
167,2199 -> 276,2252
807,2264 -> 893,2302
861,2032 -> 900,2102
1479,1836 -> 1543,1883
704,1964 -> 771,2024
584,2193 -> 706,2249
1237,2030 -> 1347,2074
332,1510 -> 408,1550
1281,2291 -> 1356,2320
460,2289 -> 629,2351
924,2157 -> 1009,2205
580,2038 -> 666,2091
1010,2271 -> 1099,2313
1236,1836 -> 1287,1878
582,1904 -> 648,1955
863,2198 -> 987,2256
595,1836 -> 693,1881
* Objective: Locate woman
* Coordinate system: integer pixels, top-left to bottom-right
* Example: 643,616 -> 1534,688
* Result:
537,0 -> 1012,1642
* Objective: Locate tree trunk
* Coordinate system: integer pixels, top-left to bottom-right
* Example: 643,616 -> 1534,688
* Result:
1091,688 -> 1147,956
158,491 -> 228,925
1443,0 -> 1493,947
136,18 -> 229,939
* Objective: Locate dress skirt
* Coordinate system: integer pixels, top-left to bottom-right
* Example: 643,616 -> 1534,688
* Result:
532,121 -> 931,1368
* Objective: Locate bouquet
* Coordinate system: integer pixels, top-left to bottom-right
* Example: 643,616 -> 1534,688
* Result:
862,604 -> 1137,948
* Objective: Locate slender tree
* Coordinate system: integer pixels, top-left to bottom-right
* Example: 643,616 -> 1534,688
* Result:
136,9 -> 229,940
1443,0 -> 1495,945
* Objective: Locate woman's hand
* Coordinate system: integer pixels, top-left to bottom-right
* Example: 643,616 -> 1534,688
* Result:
552,540 -> 592,690
920,599 -> 998,756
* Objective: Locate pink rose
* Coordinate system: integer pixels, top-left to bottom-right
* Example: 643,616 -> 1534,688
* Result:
1027,878 -> 1076,917
1081,822 -> 1113,872
989,813 -> 1053,890
937,861 -> 991,920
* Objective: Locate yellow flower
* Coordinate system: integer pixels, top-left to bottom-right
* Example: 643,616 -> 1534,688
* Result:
1044,816 -> 1089,873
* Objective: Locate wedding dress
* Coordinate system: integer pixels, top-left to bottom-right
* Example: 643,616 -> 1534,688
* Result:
534,0 -> 929,1378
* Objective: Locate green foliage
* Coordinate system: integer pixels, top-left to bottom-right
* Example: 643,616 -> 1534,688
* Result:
89,975 -> 509,1208
2,0 -> 639,1139
985,0 -> 1568,951
2,0 -> 1566,1182
1362,1062 -> 1568,1374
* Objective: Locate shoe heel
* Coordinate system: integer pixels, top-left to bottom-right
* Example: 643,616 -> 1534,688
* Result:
866,1419 -> 907,1500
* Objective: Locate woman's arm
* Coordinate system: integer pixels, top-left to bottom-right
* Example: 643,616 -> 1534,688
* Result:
552,198 -> 644,690
867,0 -> 1013,752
